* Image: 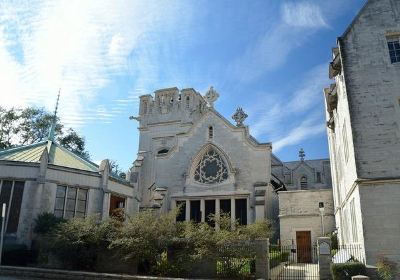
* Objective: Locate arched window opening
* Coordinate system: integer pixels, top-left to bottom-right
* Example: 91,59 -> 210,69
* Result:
157,148 -> 169,155
208,126 -> 214,139
186,96 -> 190,108
300,176 -> 308,189
142,101 -> 148,114
194,147 -> 228,184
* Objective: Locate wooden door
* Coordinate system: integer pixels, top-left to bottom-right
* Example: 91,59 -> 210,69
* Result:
296,231 -> 312,263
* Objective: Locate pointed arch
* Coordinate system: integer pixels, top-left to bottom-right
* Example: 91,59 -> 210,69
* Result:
189,144 -> 233,185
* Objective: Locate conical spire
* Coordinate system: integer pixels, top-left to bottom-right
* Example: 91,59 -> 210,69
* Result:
48,89 -> 61,141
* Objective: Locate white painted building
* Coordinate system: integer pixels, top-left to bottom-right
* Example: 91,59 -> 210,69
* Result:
272,153 -> 335,259
324,0 -> 400,265
0,136 -> 138,247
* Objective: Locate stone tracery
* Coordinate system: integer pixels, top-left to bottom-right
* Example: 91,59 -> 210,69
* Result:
194,147 -> 228,184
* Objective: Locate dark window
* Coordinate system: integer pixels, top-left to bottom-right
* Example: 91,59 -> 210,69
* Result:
208,126 -> 214,139
220,199 -> 231,216
186,96 -> 190,108
176,201 -> 186,222
8,181 -> 25,233
157,149 -> 169,155
205,200 -> 216,227
300,176 -> 308,190
388,39 -> 400,63
0,180 -> 25,234
190,200 -> 201,222
316,172 -> 322,183
55,186 -> 88,219
235,199 -> 247,225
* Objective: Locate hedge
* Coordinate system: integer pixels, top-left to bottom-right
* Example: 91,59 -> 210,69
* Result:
331,262 -> 366,280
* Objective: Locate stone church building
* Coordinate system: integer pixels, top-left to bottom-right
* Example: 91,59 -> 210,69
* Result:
131,86 -> 335,248
131,87 -> 275,225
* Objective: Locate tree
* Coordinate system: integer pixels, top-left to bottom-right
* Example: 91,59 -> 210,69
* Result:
109,159 -> 126,177
0,106 -> 90,159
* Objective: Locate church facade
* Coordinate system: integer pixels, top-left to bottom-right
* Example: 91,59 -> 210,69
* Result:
130,86 -> 336,246
131,87 -> 277,225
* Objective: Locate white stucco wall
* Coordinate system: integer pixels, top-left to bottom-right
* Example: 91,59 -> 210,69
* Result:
279,189 -> 335,246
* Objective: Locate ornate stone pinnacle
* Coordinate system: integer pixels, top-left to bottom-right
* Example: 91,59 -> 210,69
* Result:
232,107 -> 248,127
204,86 -> 219,107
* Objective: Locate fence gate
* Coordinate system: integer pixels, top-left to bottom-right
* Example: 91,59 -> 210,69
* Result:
269,244 -> 319,280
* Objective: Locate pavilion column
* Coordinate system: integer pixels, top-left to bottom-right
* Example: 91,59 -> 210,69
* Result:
185,199 -> 190,221
215,198 -> 220,230
247,197 -> 251,225
200,199 -> 205,223
231,198 -> 236,229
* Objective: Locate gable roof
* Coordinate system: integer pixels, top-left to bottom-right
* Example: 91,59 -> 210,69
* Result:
283,158 -> 330,171
0,140 -> 98,172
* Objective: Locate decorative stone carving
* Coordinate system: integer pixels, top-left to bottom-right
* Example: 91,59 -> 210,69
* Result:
232,107 -> 248,127
204,86 -> 219,107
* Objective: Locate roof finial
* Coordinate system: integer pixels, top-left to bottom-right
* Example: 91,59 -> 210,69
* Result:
232,107 -> 248,127
48,89 -> 61,141
299,148 -> 305,162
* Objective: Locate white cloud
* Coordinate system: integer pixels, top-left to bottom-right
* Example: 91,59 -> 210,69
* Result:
249,62 -> 328,151
229,1 -> 331,82
0,0 -> 191,127
273,116 -> 326,152
282,1 -> 328,28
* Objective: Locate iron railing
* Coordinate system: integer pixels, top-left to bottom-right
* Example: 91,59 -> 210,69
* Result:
269,244 -> 319,280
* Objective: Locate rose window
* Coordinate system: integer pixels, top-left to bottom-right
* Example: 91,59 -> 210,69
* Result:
194,148 -> 228,184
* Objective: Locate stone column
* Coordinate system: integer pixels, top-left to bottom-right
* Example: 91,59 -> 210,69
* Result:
102,192 -> 110,220
185,199 -> 190,221
255,238 -> 269,280
231,198 -> 236,229
215,199 -> 220,230
200,199 -> 205,222
318,237 -> 332,280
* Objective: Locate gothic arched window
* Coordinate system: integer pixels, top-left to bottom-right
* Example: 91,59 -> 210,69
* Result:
300,176 -> 308,189
194,147 -> 228,184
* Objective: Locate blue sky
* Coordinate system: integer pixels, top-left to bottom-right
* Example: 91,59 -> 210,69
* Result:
0,0 -> 365,170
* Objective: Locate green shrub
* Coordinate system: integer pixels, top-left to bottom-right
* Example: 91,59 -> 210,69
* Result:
33,212 -> 65,235
331,262 -> 366,280
47,216 -> 120,270
39,210 -> 274,277
377,255 -> 398,280
269,251 -> 289,268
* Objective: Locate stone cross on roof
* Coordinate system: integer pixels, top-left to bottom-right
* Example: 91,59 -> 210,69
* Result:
299,148 -> 305,162
232,107 -> 248,127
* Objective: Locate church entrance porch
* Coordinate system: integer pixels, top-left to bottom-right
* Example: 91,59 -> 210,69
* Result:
172,196 -> 249,226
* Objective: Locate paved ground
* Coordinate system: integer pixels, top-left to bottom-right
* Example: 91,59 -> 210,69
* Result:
271,263 -> 319,280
